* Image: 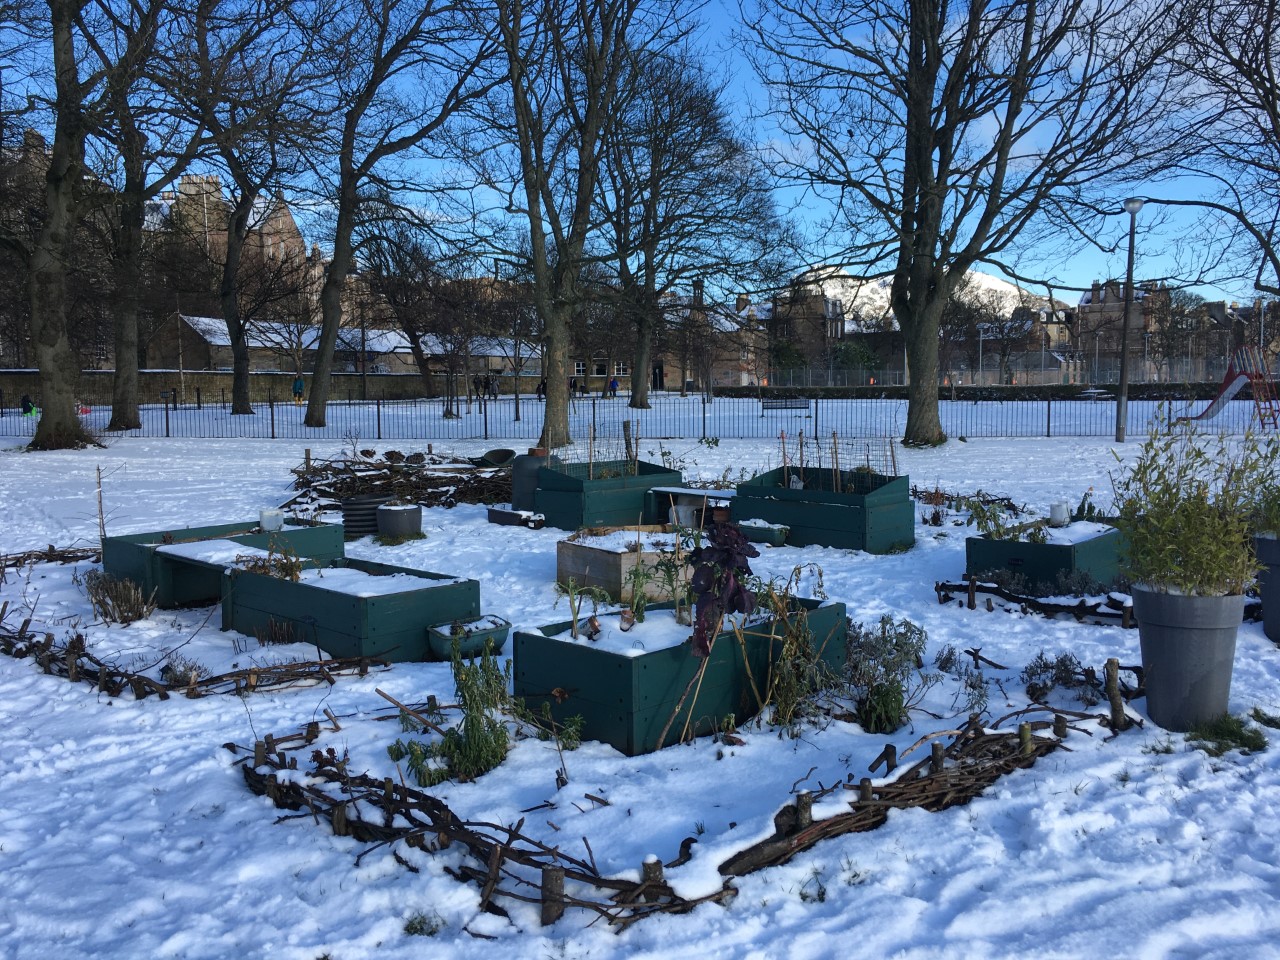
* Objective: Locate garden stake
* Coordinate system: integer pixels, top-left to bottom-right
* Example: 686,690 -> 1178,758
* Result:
832,431 -> 841,493
796,791 -> 813,829
641,858 -> 665,902
1105,658 -> 1130,730
541,866 -> 566,925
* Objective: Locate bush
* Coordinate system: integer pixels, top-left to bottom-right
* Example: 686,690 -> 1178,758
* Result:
846,615 -> 937,733
81,571 -> 157,625
1111,416 -> 1275,595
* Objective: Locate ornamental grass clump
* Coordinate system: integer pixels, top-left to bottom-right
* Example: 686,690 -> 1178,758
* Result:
1111,418 -> 1276,597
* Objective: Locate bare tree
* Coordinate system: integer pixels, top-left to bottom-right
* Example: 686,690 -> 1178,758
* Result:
301,0 -> 501,428
21,0 -> 102,447
475,0 -> 683,447
80,0 -> 208,430
748,0 -> 1183,445
162,0 -> 322,414
1163,0 -> 1280,296
597,45 -> 792,408
1147,288 -> 1206,382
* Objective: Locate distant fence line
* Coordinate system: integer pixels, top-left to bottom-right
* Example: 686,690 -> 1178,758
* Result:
0,393 -> 1261,442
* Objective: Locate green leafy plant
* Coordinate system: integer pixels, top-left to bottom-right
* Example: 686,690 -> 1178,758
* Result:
554,578 -> 613,638
748,573 -> 839,731
651,531 -> 695,623
845,615 -> 938,733
1111,417 -> 1276,595
1073,487 -> 1102,522
623,561 -> 654,622
387,640 -> 511,787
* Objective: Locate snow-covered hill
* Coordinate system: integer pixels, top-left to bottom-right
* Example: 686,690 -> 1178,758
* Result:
796,265 -> 1052,332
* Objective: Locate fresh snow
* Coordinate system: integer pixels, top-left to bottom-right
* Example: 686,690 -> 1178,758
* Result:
3,434 -> 1280,959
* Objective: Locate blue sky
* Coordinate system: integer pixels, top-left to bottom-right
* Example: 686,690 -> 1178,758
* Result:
702,2 -> 1254,307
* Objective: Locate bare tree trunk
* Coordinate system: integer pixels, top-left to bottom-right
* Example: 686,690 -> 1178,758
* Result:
899,301 -> 946,446
30,0 -> 96,450
107,197 -> 143,430
221,194 -> 256,415
539,308 -> 571,448
305,191 -> 355,428
629,305 -> 654,408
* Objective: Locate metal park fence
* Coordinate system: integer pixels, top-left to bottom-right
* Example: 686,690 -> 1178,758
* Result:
0,391 -> 1262,443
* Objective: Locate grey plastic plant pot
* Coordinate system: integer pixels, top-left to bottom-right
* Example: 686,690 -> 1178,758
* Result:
1131,585 -> 1243,732
1255,535 -> 1280,643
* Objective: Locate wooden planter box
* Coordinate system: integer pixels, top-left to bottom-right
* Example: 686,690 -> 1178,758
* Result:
513,597 -> 847,756
221,557 -> 481,662
101,519 -> 345,608
965,523 -> 1123,592
731,468 -> 914,554
534,459 -> 683,531
555,525 -> 689,603
426,615 -> 512,661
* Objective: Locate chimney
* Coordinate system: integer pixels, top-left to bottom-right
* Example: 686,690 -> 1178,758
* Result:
692,279 -> 704,309
735,294 -> 750,314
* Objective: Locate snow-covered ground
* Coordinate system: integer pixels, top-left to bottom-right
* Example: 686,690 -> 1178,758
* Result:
3,433 -> 1280,960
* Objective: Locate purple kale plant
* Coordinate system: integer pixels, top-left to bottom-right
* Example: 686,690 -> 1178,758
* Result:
686,522 -> 759,658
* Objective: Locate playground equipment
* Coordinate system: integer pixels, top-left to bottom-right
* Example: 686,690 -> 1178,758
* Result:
1177,345 -> 1279,430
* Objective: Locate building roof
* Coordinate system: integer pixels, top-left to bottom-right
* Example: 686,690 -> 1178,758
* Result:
181,315 -> 322,350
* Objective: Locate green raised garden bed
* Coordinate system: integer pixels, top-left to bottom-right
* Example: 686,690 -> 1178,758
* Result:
731,468 -> 914,553
965,522 -> 1124,593
101,519 -> 344,608
426,615 -> 512,661
534,459 -> 683,531
221,557 -> 481,662
513,597 -> 847,756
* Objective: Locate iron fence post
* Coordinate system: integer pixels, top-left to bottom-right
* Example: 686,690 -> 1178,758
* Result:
270,396 -> 276,439
377,399 -> 383,440
1046,396 -> 1052,437
164,393 -> 170,437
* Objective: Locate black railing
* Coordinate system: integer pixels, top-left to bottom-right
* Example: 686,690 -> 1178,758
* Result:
0,393 -> 1262,441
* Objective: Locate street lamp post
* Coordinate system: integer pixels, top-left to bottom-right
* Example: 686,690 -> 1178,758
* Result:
1115,197 -> 1144,442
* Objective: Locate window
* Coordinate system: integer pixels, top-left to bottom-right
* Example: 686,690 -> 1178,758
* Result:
574,360 -> 586,377
613,361 -> 629,376
593,360 -> 608,376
